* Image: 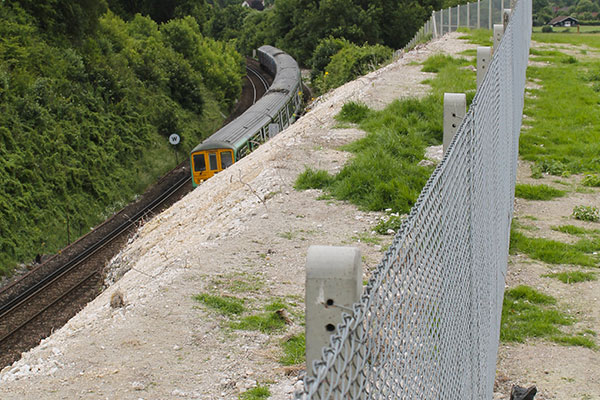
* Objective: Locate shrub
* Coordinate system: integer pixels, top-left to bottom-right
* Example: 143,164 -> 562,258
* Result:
541,25 -> 553,33
572,205 -> 599,222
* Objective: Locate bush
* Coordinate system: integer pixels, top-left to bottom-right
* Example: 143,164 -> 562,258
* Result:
542,25 -> 553,33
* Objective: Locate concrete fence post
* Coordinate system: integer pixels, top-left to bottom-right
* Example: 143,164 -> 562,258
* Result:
443,93 -> 467,153
477,46 -> 492,90
503,8 -> 511,31
493,24 -> 504,51
305,246 -> 362,377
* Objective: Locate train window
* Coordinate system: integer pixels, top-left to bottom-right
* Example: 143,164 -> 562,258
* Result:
220,151 -> 233,169
193,154 -> 206,172
209,153 -> 218,170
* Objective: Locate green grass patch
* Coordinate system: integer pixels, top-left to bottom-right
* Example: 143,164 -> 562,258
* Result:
421,54 -> 470,73
510,229 -> 600,267
501,285 -> 573,343
211,272 -> 265,294
543,270 -> 597,284
280,333 -> 306,366
294,168 -> 334,190
457,28 -> 493,46
295,53 -> 477,214
240,385 -> 270,400
514,184 -> 566,200
194,294 -> 246,316
519,42 -> 600,175
551,224 -> 600,236
531,32 -> 600,49
552,334 -> 597,349
335,101 -> 372,123
230,311 -> 288,333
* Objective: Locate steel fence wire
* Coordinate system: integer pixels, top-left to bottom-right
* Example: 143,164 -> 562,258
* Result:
298,0 -> 531,397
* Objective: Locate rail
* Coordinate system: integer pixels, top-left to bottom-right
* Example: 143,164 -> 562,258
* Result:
299,0 -> 531,397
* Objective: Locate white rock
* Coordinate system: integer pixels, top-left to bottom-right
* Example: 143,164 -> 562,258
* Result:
132,381 -> 146,391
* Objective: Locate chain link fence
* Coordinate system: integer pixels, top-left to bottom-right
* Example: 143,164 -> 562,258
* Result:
298,0 -> 531,397
405,0 -> 519,51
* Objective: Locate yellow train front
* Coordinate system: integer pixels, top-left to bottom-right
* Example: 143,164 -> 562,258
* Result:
190,45 -> 302,187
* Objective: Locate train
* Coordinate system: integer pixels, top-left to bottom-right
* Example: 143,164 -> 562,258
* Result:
189,45 -> 303,186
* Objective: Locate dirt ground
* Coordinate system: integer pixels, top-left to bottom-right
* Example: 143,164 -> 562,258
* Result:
0,33 -> 598,400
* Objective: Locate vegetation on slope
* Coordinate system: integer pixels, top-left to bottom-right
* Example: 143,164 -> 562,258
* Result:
0,2 -> 244,275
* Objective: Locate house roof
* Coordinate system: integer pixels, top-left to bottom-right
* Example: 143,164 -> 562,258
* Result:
549,15 -> 579,25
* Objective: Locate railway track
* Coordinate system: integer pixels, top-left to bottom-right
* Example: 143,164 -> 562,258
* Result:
0,62 -> 273,369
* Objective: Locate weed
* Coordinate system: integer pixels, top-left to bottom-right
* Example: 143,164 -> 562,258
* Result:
582,174 -> 600,187
374,214 -> 405,234
561,56 -> 578,64
543,271 -> 597,284
278,231 -> 295,240
240,385 -> 270,400
510,229 -> 599,267
194,294 -> 245,315
572,205 -> 599,222
514,184 -> 566,200
280,333 -> 306,366
501,286 -> 573,343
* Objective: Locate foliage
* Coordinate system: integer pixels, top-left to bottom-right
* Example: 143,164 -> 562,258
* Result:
312,42 -> 393,94
514,184 -> 566,200
230,310 -> 288,333
374,214 -> 405,235
0,5 -> 244,276
572,205 -> 599,222
542,25 -> 553,33
280,333 -> 305,366
194,293 -> 246,315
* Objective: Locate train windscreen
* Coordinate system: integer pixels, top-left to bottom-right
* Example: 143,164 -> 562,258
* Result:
193,154 -> 206,172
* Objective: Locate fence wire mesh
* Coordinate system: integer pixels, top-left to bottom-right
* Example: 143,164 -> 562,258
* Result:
405,0 -> 519,51
299,0 -> 531,398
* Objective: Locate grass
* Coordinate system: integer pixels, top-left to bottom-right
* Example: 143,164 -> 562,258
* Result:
240,385 -> 270,400
510,229 -> 600,267
421,54 -> 470,73
229,300 -> 291,333
532,25 -> 600,34
501,285 -> 571,342
280,333 -> 306,366
210,272 -> 265,294
519,39 -> 600,176
295,52 -> 477,214
500,285 -> 595,348
194,294 -> 245,315
457,28 -> 493,46
543,270 -> 597,284
531,32 -> 600,49
514,183 -> 566,200
551,224 -> 600,236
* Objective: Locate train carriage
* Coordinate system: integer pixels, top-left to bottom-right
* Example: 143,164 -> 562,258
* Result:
190,46 -> 302,186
